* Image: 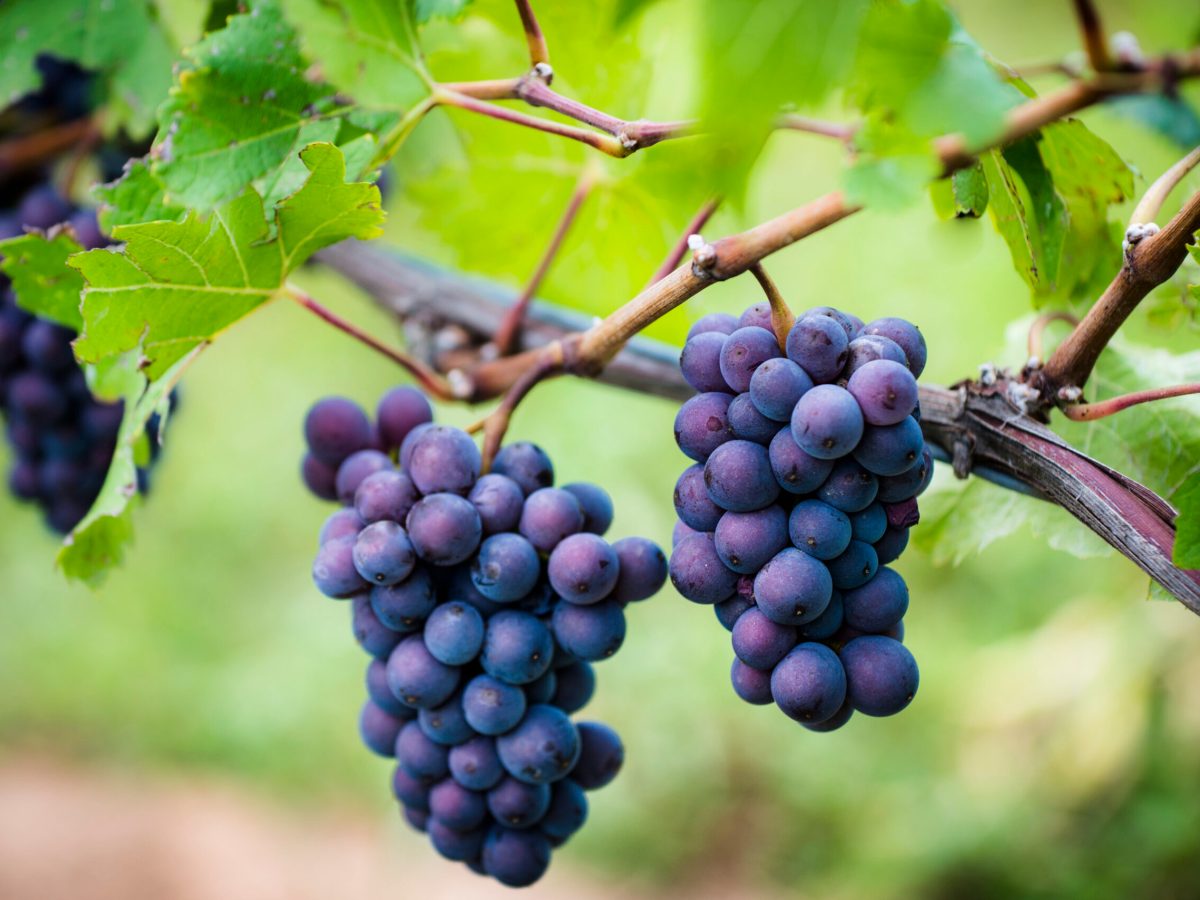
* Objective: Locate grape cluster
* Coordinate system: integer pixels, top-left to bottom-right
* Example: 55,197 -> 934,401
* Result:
669,303 -> 932,731
302,386 -> 668,887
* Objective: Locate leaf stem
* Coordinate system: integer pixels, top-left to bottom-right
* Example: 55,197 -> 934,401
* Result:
646,199 -> 720,286
1060,383 -> 1200,421
776,114 -> 857,144
370,94 -> 438,168
286,285 -> 457,399
1129,143 -> 1200,226
514,0 -> 550,68
749,263 -> 795,348
1027,311 -> 1080,361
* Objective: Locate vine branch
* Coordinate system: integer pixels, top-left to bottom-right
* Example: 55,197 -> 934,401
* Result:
1070,0 -> 1112,72
514,0 -> 549,68
647,199 -> 720,286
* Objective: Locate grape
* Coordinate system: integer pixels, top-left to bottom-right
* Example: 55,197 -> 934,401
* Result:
609,537 -> 668,604
377,385 -> 433,451
738,302 -> 773,331
673,391 -> 733,462
551,662 -> 595,713
472,533 -> 541,601
714,590 -> 755,632
854,418 -> 924,477
727,392 -> 779,445
802,700 -> 854,733
423,601 -> 486,665
449,736 -> 505,791
550,600 -> 626,661
68,209 -> 106,250
392,764 -> 433,810
674,463 -> 724,531
686,312 -> 738,339
719,326 -> 782,393
429,820 -> 486,862
8,371 -> 67,425
354,470 -> 419,525
482,826 -> 552,887
703,439 -> 779,512
753,547 -> 833,626
370,569 -> 436,631
844,334 -> 908,375
847,360 -> 919,426
18,184 -> 71,229
874,526 -> 910,565
312,535 -> 367,598
397,721 -> 451,781
21,320 -> 75,372
481,610 -> 553,685
840,636 -> 919,716
786,314 -> 850,383
302,453 -> 338,501
827,540 -> 879,590
842,567 -> 909,633
497,704 -> 581,784
525,668 -> 557,704
770,643 -> 847,724
862,317 -> 927,377
541,779 -> 588,843
352,594 -> 403,659
335,449 -> 392,504
521,491 -> 585,555
408,425 -> 482,496
404,806 -> 430,832
714,504 -> 788,574
407,493 -> 483,565
352,521 -> 416,586
430,779 -> 488,831
802,306 -> 861,340
571,722 -> 624,790
386,635 -> 461,709
669,532 -> 738,604
305,397 -> 371,467
798,590 -> 844,641
399,422 -> 434,471
548,533 -> 620,604
876,446 -> 933,502
491,441 -> 554,495
486,779 -> 551,830
749,357 -> 813,422
366,658 -> 414,718
562,482 -> 614,535
848,503 -> 887,543
791,384 -> 864,459
730,658 -> 774,705
463,674 -> 528,735
672,520 -> 697,546
817,459 -> 879,513
788,499 -> 852,561
680,331 -> 730,393
442,564 -> 507,618
768,428 -> 834,494
468,474 -> 525,534
732,607 -> 797,670
360,699 -> 406,757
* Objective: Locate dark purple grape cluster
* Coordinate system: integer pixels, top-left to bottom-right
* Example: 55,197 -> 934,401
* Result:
0,185 -> 162,533
302,386 -> 668,887
670,304 -> 932,731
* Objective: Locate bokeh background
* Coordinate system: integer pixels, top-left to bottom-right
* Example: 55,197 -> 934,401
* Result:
3,1 -> 1200,898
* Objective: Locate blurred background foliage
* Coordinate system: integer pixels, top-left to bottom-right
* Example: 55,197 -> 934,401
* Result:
3,0 -> 1200,897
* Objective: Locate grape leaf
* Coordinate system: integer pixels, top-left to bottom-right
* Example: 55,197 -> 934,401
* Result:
1173,473 -> 1200,569
0,231 -> 86,330
415,0 -> 473,22
1105,95 -> 1200,149
95,160 -> 186,231
72,142 -> 384,378
0,0 -> 175,136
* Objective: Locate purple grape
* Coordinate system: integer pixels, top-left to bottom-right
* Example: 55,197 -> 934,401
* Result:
386,634 -> 461,709
482,827 -> 552,888
352,520 -> 416,585
419,690 -> 475,746
845,334 -> 908,376
874,526 -> 910,565
862,317 -> 927,377
703,439 -> 779,512
355,470 -> 419,525
441,564 -> 507,618
370,568 -> 436,631
719,326 -> 782,393
827,540 -> 879,590
481,610 -> 553,685
738,302 -> 774,331
550,600 -> 625,661
768,428 -> 834,494
429,819 -> 486,862
727,392 -> 778,445
392,763 -> 432,810
802,306 -> 860,340
803,699 -> 854,732
786,314 -> 849,383
571,721 -> 623,790
609,536 -> 668,603
491,442 -> 554,495
714,504 -> 788,574
468,473 -> 525,534
472,532 -> 541,601
732,606 -> 797,669
335,449 -> 392,504
423,601 -> 485,665
848,503 -> 887,543
714,589 -> 755,631
669,532 -> 738,604
842,567 -> 909,633
791,384 -> 864,459
352,594 -> 403,659
854,418 -> 924,477
407,425 -> 482,496
753,547 -> 833,626
673,391 -> 734,462
817,459 -> 879,513
847,360 -> 919,426
399,422 -> 434,471
787,499 -> 852,561
799,590 -> 844,641
840,635 -> 919,716
407,492 -> 483,565
449,736 -> 505,791
541,779 -> 588,843
749,357 -> 813,422
302,453 -> 338,501
876,446 -> 933,502
525,668 -> 557,704
18,184 -> 71,229
305,397 -> 371,467
7,372 -> 66,425
68,209 -> 106,250
312,534 -> 368,598
21,320 -> 75,372
486,778 -> 551,830
463,674 -> 528,735
518,487 -> 584,552
562,482 -> 614,535
551,662 -> 595,713
366,658 -> 415,719
730,658 -> 773,705
548,533 -> 620,604
674,463 -> 723,531
360,699 -> 405,756
429,778 -> 487,831
770,642 -> 847,724
686,312 -> 738,339
377,385 -> 433,450
680,331 -> 730,393
497,704 -> 581,784
672,519 -> 697,546
397,721 -> 451,781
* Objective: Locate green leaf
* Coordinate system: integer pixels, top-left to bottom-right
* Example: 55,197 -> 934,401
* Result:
95,160 -> 186,231
58,347 -> 196,586
1173,473 -> 1200,569
415,0 -> 472,22
1106,95 -> 1200,149
951,163 -> 989,217
0,0 -> 175,136
0,232 -> 86,330
72,142 -> 384,378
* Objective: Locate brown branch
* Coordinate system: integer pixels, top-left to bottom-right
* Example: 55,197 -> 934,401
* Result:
749,263 -> 794,348
1060,383 -> 1200,421
0,118 -> 97,177
514,0 -> 550,68
1071,0 -> 1112,72
647,199 -> 720,286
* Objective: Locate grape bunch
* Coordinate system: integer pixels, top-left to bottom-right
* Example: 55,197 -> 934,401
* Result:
669,303 -> 932,731
301,386 -> 668,887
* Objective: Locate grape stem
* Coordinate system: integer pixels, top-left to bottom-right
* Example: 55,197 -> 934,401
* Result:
1128,143 -> 1200,227
493,165 -> 599,356
1026,311 -> 1080,361
472,343 -> 566,471
1060,383 -> 1200,421
646,199 -> 720,286
748,263 -> 795,349
514,0 -> 550,68
1070,0 -> 1112,72
285,286 -> 457,400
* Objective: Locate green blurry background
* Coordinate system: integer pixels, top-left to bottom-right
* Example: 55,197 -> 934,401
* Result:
3,1 -> 1200,897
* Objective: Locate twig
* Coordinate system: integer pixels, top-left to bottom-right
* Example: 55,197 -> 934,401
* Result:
514,0 -> 550,68
493,166 -> 598,356
1060,383 -> 1200,421
286,286 -> 457,400
646,199 -> 720,286
1071,0 -> 1112,72
776,114 -> 857,144
1028,311 -> 1081,360
475,344 -> 566,469
749,263 -> 794,348
1129,144 -> 1200,226
0,118 -> 97,176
